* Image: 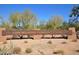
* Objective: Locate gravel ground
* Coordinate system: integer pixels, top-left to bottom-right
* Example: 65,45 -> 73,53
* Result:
0,39 -> 79,55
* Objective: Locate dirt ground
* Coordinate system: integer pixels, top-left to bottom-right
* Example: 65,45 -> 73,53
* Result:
0,39 -> 79,55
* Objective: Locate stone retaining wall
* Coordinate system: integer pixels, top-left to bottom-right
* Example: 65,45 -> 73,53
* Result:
0,27 -> 77,42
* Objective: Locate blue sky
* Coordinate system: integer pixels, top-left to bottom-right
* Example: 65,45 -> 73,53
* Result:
0,4 -> 77,23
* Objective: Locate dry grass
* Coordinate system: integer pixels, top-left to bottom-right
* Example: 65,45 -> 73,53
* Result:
25,48 -> 32,53
13,47 -> 21,54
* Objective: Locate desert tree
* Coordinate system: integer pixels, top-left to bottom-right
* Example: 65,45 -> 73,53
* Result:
37,20 -> 47,29
60,22 -> 69,30
69,6 -> 79,27
22,10 -> 37,29
1,22 -> 10,28
46,16 -> 63,30
0,16 -> 11,29
9,12 -> 20,29
0,16 -> 3,27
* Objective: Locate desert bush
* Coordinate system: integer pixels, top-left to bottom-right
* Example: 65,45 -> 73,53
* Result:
25,48 -> 32,53
3,41 -> 7,44
61,42 -> 67,44
38,50 -> 44,55
7,38 -> 11,40
47,41 -> 52,44
75,50 -> 79,52
71,40 -> 77,42
53,50 -> 64,55
24,41 -> 28,43
13,47 -> 21,54
0,48 -> 1,51
53,51 -> 58,54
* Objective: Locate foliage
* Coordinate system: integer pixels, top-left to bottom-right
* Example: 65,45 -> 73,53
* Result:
45,16 -> 63,30
60,22 -> 69,30
69,6 -> 79,29
22,10 -> 37,29
74,22 -> 79,30
1,22 -> 11,29
37,21 -> 46,29
10,12 -> 20,28
8,10 -> 37,29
